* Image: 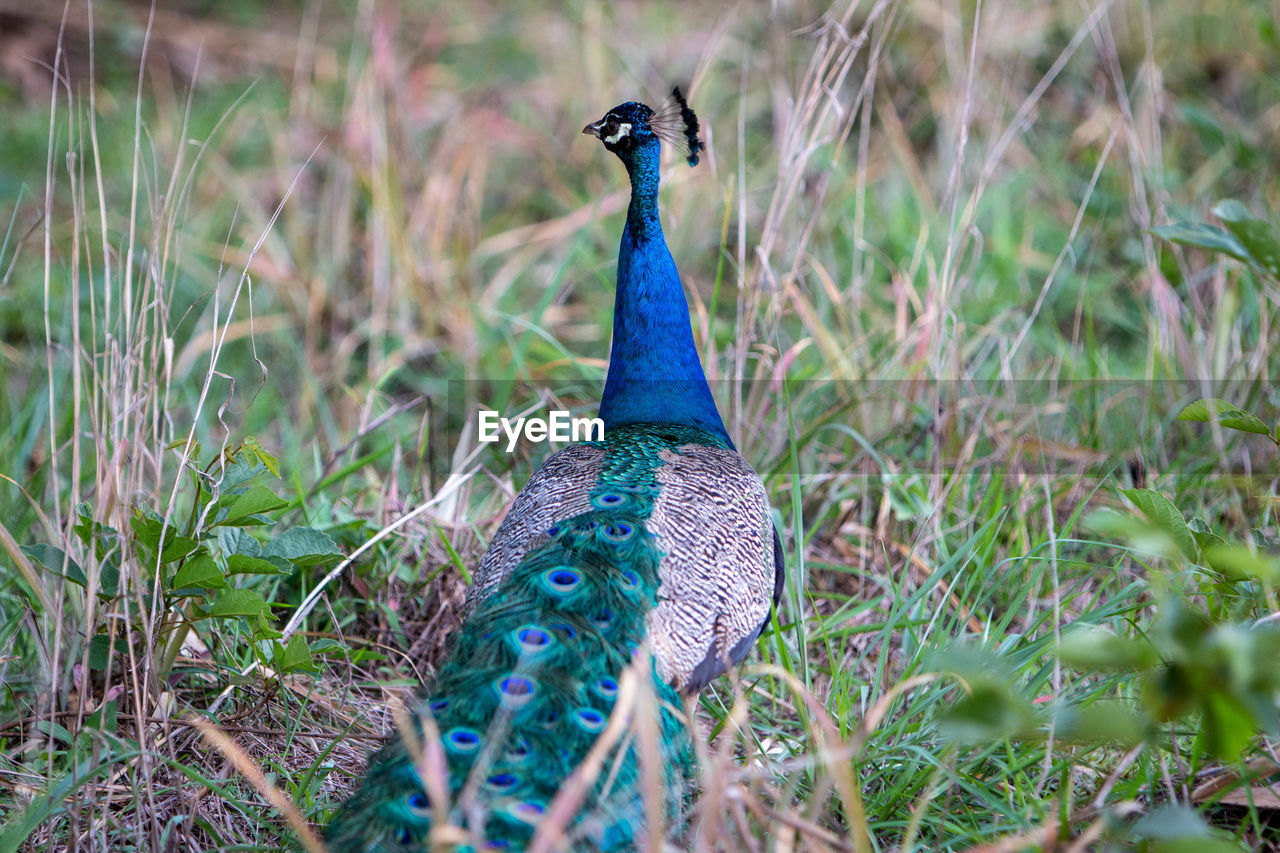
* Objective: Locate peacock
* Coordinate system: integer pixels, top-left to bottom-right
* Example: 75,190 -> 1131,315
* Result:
326,87 -> 784,852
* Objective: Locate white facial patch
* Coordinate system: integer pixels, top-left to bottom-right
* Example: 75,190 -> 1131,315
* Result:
604,122 -> 632,145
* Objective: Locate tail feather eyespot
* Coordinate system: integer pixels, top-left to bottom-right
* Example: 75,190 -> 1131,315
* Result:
405,790 -> 430,816
600,522 -> 635,543
484,772 -> 520,792
513,625 -> 553,654
549,622 -> 577,640
444,727 -> 482,755
574,707 -> 607,733
541,567 -> 582,595
591,608 -> 614,630
591,491 -> 628,508
505,800 -> 545,824
496,675 -> 538,709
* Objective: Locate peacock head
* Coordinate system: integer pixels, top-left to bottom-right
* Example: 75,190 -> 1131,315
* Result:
582,86 -> 704,168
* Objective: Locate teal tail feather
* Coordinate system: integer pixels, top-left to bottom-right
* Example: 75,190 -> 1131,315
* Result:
326,428 -> 703,851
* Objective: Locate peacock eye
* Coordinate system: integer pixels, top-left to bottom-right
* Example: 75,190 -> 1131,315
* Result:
604,117 -> 619,135
406,790 -> 430,814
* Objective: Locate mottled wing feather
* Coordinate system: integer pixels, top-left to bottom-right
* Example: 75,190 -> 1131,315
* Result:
467,443 -> 606,609
649,443 -> 776,690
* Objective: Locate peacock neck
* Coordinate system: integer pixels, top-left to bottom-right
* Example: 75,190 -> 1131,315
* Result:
599,150 -> 732,448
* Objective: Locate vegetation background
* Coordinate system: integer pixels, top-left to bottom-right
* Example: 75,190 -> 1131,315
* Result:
0,0 -> 1278,850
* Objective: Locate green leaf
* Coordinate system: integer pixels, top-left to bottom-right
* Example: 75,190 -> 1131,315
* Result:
307,638 -> 348,657
255,611 -> 283,640
1176,398 -> 1272,436
1150,221 -> 1251,262
1196,691 -> 1256,760
1187,517 -> 1226,551
1150,842 -> 1245,853
1203,543 -> 1279,584
218,526 -> 260,557
204,588 -> 271,620
226,553 -> 292,576
221,456 -> 269,491
273,635 -> 318,674
72,503 -> 117,550
1058,624 -> 1159,671
84,698 -> 118,735
937,682 -> 1036,742
129,515 -> 198,564
1133,804 -> 1216,839
1120,488 -> 1199,560
99,561 -> 120,599
20,544 -> 86,587
171,555 -> 228,590
1054,700 -> 1147,747
243,436 -> 281,478
260,527 -> 342,568
218,485 -> 288,526
87,633 -> 130,670
1213,199 -> 1280,278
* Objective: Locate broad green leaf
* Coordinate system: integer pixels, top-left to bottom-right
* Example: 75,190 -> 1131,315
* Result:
98,561 -> 120,599
1196,691 -> 1256,760
20,544 -> 86,587
1151,842 -> 1245,853
129,515 -> 198,564
1176,398 -> 1272,435
1182,514 -> 1223,548
84,698 -> 118,735
1203,543 -> 1279,584
73,503 -> 117,550
243,436 -> 281,478
937,683 -> 1036,743
1058,624 -> 1158,671
307,638 -> 348,657
273,635 -> 318,673
205,588 -> 270,620
1150,221 -> 1251,262
226,553 -> 292,576
87,633 -> 130,670
1213,199 -> 1280,278
1133,804 -> 1215,839
260,527 -> 342,567
218,526 -> 261,557
88,634 -> 109,670
219,485 -> 288,525
1186,517 -> 1226,551
255,612 -> 283,640
171,555 -> 228,590
71,506 -> 121,596
221,456 -> 269,492
1054,700 -> 1147,747
1120,488 -> 1198,560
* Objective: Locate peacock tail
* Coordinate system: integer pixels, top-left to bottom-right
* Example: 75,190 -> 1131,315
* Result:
326,88 -> 782,852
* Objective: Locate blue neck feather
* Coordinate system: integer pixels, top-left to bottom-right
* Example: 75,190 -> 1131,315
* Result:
599,139 -> 731,447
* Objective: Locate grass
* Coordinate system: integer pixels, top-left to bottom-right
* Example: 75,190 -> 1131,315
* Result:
1,0 -> 1279,850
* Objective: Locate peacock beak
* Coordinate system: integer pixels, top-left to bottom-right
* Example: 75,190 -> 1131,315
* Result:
582,120 -> 605,139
